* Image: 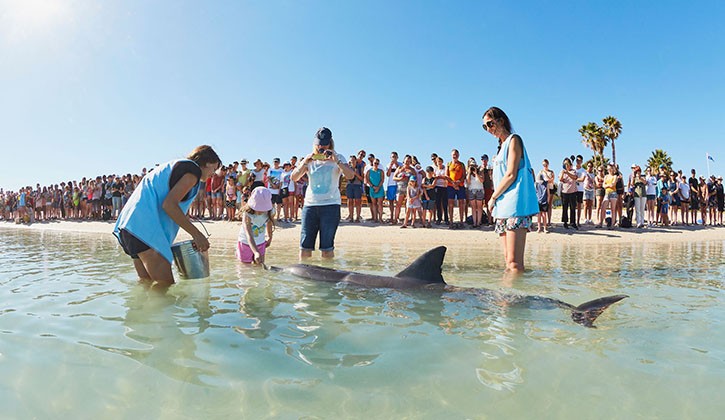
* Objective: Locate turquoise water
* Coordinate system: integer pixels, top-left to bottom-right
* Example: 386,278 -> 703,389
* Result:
1,227 -> 723,418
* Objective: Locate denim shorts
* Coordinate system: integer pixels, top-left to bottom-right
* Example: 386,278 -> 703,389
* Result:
386,185 -> 398,202
584,189 -> 595,201
346,183 -> 363,200
300,204 -> 340,251
468,189 -> 484,201
447,186 -> 466,200
422,199 -> 436,210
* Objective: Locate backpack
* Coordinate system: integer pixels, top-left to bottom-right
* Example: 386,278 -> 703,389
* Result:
620,216 -> 632,228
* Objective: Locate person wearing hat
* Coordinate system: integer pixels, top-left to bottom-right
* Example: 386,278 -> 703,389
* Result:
280,161 -> 296,223
236,187 -> 275,264
250,159 -> 266,190
114,145 -> 221,290
291,127 -> 354,259
715,176 -> 725,226
268,158 -> 284,220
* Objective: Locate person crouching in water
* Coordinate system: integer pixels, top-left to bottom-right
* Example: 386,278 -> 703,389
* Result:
114,145 -> 221,291
236,187 -> 275,265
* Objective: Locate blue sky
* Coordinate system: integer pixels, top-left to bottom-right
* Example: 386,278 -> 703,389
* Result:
1,0 -> 724,191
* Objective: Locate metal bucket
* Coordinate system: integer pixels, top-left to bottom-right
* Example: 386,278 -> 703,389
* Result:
171,240 -> 210,279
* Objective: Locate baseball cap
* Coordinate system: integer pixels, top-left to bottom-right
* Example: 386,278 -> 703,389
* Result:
314,127 -> 333,146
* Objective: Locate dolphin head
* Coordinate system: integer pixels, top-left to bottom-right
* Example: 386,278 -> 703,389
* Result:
394,246 -> 447,284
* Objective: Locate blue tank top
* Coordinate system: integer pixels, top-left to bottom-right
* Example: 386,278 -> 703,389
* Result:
368,168 -> 382,187
491,134 -> 539,218
114,160 -> 200,263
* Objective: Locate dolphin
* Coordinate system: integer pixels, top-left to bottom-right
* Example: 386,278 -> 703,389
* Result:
280,246 -> 627,328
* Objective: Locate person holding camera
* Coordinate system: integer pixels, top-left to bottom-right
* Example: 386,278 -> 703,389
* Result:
467,159 -> 486,227
291,127 -> 354,259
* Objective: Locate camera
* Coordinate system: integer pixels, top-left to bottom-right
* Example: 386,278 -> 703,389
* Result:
324,150 -> 333,157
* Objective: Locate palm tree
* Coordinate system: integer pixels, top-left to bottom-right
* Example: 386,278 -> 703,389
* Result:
586,155 -> 610,170
602,116 -> 622,165
647,149 -> 673,172
579,122 -> 607,160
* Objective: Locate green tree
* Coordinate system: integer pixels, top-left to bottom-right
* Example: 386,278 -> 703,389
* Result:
579,122 -> 607,160
602,116 -> 622,165
647,149 -> 673,172
586,155 -> 610,170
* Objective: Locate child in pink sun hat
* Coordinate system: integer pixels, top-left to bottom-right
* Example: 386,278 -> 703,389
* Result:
236,187 -> 275,264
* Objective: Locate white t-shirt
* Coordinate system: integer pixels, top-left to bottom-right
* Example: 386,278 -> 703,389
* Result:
299,152 -> 346,206
434,167 -> 447,187
386,161 -> 401,187
281,170 -> 295,193
267,167 -> 283,194
238,212 -> 271,245
679,182 -> 690,200
576,167 -> 586,192
646,175 -> 657,195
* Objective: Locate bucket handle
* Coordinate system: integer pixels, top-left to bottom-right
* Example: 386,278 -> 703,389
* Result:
191,217 -> 211,238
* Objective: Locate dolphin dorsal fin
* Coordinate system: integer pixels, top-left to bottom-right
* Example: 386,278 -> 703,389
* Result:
394,246 -> 447,284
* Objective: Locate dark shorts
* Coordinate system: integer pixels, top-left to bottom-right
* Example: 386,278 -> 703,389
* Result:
539,203 -> 549,212
271,194 -> 283,205
671,194 -> 681,206
226,200 -> 236,208
280,188 -> 289,199
576,191 -> 584,204
646,194 -> 656,202
300,204 -> 340,252
422,199 -> 436,210
596,188 -> 605,198
117,229 -> 150,259
447,186 -> 466,200
346,183 -> 363,200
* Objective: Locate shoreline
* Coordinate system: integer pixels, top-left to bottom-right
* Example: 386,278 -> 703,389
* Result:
3,208 -> 725,247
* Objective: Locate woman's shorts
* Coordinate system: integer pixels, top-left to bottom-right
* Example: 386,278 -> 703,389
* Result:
116,229 -> 151,259
539,203 -> 549,212
671,194 -> 681,206
386,185 -> 398,202
213,192 -> 223,199
422,199 -> 436,210
236,241 -> 266,263
280,188 -> 289,199
468,189 -> 484,201
606,192 -> 618,200
300,204 -> 340,252
226,200 -> 236,208
596,188 -> 605,198
346,183 -> 363,200
447,186 -> 466,200
646,194 -> 656,202
494,216 -> 533,234
584,189 -> 595,201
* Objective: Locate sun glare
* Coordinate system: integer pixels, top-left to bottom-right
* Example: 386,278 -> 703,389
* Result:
0,0 -> 72,43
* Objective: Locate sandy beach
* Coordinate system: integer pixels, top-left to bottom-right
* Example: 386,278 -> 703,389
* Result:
3,207 -> 724,248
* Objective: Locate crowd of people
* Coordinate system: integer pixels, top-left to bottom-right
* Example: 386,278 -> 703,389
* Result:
1,153 -> 724,230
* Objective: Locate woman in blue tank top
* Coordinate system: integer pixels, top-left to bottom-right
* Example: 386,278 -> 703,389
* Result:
114,145 -> 221,290
483,107 -> 538,275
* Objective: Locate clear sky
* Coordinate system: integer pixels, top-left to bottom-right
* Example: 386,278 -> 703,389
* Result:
1,0 -> 724,191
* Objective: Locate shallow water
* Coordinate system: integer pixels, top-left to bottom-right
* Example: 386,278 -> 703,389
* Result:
1,227 -> 723,418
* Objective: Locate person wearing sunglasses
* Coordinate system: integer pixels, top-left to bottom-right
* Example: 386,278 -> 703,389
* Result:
483,107 -> 538,275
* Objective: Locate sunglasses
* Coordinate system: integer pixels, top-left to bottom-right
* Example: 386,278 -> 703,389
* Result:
482,120 -> 496,130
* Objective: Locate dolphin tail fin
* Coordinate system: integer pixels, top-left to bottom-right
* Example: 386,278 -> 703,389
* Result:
571,294 -> 628,327
394,246 -> 447,284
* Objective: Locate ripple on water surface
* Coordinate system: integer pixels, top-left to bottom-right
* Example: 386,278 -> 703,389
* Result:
0,227 -> 723,418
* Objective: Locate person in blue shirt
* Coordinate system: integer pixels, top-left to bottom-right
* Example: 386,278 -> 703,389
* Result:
484,107 -> 538,275
114,145 -> 221,290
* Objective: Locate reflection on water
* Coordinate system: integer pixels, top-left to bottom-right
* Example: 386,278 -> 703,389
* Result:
0,227 -> 724,418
